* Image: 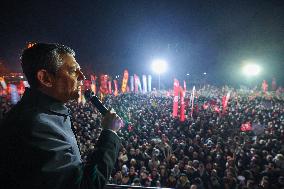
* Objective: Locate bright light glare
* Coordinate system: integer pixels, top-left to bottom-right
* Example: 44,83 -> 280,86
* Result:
242,64 -> 261,76
151,59 -> 167,74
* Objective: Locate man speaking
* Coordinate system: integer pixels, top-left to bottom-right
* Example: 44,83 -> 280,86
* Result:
0,43 -> 122,189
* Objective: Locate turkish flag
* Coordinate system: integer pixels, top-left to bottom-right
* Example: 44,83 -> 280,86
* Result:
241,122 -> 252,132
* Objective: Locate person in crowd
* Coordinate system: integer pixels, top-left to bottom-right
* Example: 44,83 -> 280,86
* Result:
1,73 -> 284,189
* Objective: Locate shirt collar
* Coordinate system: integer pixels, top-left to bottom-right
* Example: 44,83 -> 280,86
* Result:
21,88 -> 70,116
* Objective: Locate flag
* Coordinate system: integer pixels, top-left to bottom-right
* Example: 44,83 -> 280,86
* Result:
172,79 -> 179,117
240,122 -> 252,132
114,80 -> 118,96
203,102 -> 209,110
108,81 -> 112,94
190,86 -> 196,117
18,81 -> 25,95
121,70 -> 129,93
130,76 -> 134,92
142,75 -> 147,93
222,91 -> 230,114
262,80 -> 268,93
180,87 -> 185,122
148,75 -> 152,92
90,74 -> 96,94
84,80 -> 91,90
183,80 -> 186,91
99,75 -> 109,95
134,74 -> 138,93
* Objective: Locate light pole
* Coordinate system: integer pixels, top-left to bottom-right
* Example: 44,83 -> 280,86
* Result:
151,59 -> 167,91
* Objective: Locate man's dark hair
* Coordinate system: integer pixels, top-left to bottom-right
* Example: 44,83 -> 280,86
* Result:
21,43 -> 75,88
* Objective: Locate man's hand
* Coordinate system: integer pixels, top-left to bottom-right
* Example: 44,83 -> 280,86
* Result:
101,110 -> 123,132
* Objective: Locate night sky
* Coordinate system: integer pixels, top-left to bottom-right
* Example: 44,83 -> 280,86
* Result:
1,0 -> 284,86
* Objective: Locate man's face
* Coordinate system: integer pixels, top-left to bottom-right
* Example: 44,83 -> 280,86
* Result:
51,54 -> 85,102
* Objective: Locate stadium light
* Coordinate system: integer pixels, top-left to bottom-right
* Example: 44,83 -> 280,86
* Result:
151,59 -> 167,90
242,64 -> 261,77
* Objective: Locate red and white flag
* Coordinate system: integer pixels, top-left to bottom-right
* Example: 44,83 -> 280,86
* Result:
180,87 -> 185,122
172,79 -> 179,117
240,122 -> 252,132
222,91 -> 230,114
190,86 -> 196,117
262,80 -> 268,93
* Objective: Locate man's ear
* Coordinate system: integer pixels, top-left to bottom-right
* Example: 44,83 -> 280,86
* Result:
36,69 -> 54,87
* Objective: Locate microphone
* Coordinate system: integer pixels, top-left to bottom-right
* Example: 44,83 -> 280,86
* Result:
84,89 -> 109,116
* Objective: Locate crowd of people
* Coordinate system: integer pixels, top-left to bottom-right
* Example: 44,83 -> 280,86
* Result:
1,85 -> 284,189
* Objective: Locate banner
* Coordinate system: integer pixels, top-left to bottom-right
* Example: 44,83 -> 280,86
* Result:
142,75 -> 147,93
108,81 -> 112,94
100,75 -> 109,95
148,75 -> 152,92
190,86 -> 196,117
172,79 -> 179,117
137,76 -> 142,92
10,84 -> 20,105
114,80 -> 118,96
121,70 -> 129,93
180,87 -> 185,121
183,80 -> 186,91
130,76 -> 134,92
134,74 -> 138,93
262,80 -> 268,93
90,74 -> 96,94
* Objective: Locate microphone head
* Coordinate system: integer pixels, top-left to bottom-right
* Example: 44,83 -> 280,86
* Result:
84,89 -> 94,101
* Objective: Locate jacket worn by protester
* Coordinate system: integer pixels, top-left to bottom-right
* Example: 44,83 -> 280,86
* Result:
0,88 -> 121,189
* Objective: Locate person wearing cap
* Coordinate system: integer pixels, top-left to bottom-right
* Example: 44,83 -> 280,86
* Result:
0,43 -> 122,189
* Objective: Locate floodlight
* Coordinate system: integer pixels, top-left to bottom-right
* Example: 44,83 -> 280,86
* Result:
151,59 -> 167,74
242,64 -> 261,77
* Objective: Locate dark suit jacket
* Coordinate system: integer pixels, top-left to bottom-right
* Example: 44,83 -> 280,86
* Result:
0,88 -> 121,189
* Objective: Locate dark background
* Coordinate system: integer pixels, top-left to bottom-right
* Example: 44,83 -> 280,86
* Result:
1,0 -> 283,88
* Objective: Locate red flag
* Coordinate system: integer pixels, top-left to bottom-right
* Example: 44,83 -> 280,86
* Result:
84,80 -> 91,90
134,74 -> 139,93
190,86 -> 196,117
213,105 -> 220,113
18,81 -> 25,95
100,75 -> 108,95
203,102 -> 209,110
241,122 -> 252,132
90,74 -> 96,94
262,80 -> 268,93
114,80 -> 118,96
172,79 -> 179,117
222,92 -> 230,114
108,81 -> 112,94
180,87 -> 185,122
